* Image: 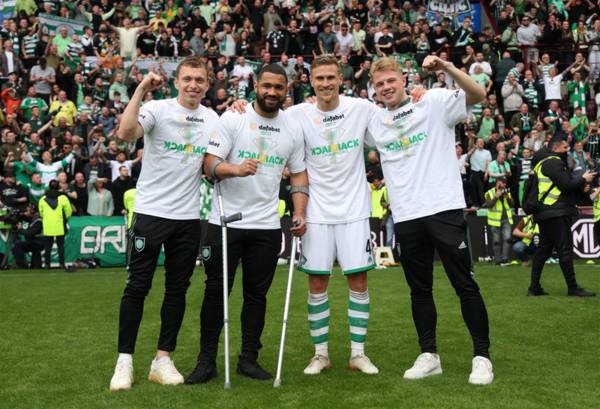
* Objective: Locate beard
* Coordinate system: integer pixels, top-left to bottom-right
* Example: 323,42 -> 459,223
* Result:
256,92 -> 284,113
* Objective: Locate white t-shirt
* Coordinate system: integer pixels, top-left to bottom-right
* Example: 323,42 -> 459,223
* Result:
231,64 -> 254,88
136,98 -> 219,220
207,104 -> 305,229
109,160 -> 133,181
367,89 -> 468,223
458,153 -> 468,175
287,96 -> 379,224
543,74 -> 562,100
336,32 -> 354,56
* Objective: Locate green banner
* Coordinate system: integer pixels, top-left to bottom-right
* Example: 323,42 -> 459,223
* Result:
65,216 -> 129,267
1,216 -> 165,268
39,13 -> 86,36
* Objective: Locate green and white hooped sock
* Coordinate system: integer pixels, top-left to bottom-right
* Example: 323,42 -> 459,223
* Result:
348,289 -> 370,358
307,291 -> 330,357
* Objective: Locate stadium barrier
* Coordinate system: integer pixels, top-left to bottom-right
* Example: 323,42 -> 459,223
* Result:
0,215 -> 596,267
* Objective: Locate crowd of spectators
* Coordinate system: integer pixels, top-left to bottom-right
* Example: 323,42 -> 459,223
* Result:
1,0 -> 600,225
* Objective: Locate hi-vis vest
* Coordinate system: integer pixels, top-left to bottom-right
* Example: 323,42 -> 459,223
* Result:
278,199 -> 291,218
522,215 -> 540,246
123,188 -> 136,229
593,188 -> 600,223
370,184 -> 388,219
485,187 -> 513,226
534,156 -> 562,206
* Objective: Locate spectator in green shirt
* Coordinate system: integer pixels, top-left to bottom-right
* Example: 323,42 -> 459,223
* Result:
51,27 -> 72,58
568,106 -> 589,142
20,87 -> 48,121
477,108 -> 496,141
109,73 -> 129,103
7,151 -> 36,187
27,173 -> 46,205
566,72 -> 589,114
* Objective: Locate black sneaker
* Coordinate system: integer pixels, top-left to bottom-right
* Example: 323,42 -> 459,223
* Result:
567,287 -> 596,297
527,287 -> 549,296
236,356 -> 272,380
184,361 -> 218,384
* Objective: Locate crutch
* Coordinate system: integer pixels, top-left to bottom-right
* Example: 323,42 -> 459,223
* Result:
215,182 -> 242,389
273,225 -> 300,387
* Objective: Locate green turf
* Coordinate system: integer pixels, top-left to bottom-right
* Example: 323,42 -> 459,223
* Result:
1,262 -> 599,409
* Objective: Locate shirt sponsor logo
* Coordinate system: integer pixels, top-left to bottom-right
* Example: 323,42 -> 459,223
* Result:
322,113 -> 345,123
392,108 -> 413,121
163,140 -> 207,156
258,125 -> 280,133
186,116 -> 204,123
384,132 -> 428,152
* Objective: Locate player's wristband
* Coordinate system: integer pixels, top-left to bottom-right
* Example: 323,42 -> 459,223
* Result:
209,158 -> 224,181
290,185 -> 309,196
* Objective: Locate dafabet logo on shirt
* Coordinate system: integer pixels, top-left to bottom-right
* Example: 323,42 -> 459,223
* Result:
384,131 -> 429,152
163,140 -> 207,156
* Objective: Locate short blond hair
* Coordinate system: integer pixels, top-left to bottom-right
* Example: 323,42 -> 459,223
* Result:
310,54 -> 341,73
369,57 -> 403,79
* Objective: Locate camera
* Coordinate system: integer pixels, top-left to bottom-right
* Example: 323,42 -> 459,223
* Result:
0,205 -> 25,227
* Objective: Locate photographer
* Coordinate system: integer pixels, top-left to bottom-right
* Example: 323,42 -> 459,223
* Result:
12,205 -> 44,269
484,177 -> 514,266
512,215 -> 539,267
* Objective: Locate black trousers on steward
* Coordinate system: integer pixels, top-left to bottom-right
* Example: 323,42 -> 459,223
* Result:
198,224 -> 281,364
118,213 -> 201,354
394,209 -> 490,358
44,235 -> 64,266
530,216 -> 578,290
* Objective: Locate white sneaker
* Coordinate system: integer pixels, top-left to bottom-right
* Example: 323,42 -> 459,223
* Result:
109,360 -> 133,391
303,355 -> 332,375
403,353 -> 442,379
468,356 -> 494,385
349,354 -> 379,374
148,356 -> 184,385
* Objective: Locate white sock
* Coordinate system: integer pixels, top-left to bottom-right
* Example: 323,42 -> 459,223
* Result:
117,353 -> 132,365
154,355 -> 170,363
315,343 -> 329,358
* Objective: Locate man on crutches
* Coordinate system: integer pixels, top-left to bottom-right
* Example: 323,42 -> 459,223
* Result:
185,64 -> 308,385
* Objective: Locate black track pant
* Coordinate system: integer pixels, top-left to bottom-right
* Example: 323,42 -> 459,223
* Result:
13,239 -> 44,268
530,216 -> 578,290
118,213 -> 201,354
44,235 -> 64,266
198,224 -> 281,363
395,209 -> 490,358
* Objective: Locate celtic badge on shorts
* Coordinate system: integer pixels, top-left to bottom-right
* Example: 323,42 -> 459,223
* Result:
134,237 -> 146,252
201,246 -> 211,261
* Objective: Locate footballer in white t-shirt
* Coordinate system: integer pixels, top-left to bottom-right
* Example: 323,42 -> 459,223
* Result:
286,55 -> 380,376
185,64 -> 309,384
109,58 -> 217,392
368,56 -> 494,385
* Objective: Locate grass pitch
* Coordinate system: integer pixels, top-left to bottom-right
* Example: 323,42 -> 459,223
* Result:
1,262 -> 599,409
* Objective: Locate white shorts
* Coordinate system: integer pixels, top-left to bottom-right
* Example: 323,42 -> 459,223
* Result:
298,219 -> 375,275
